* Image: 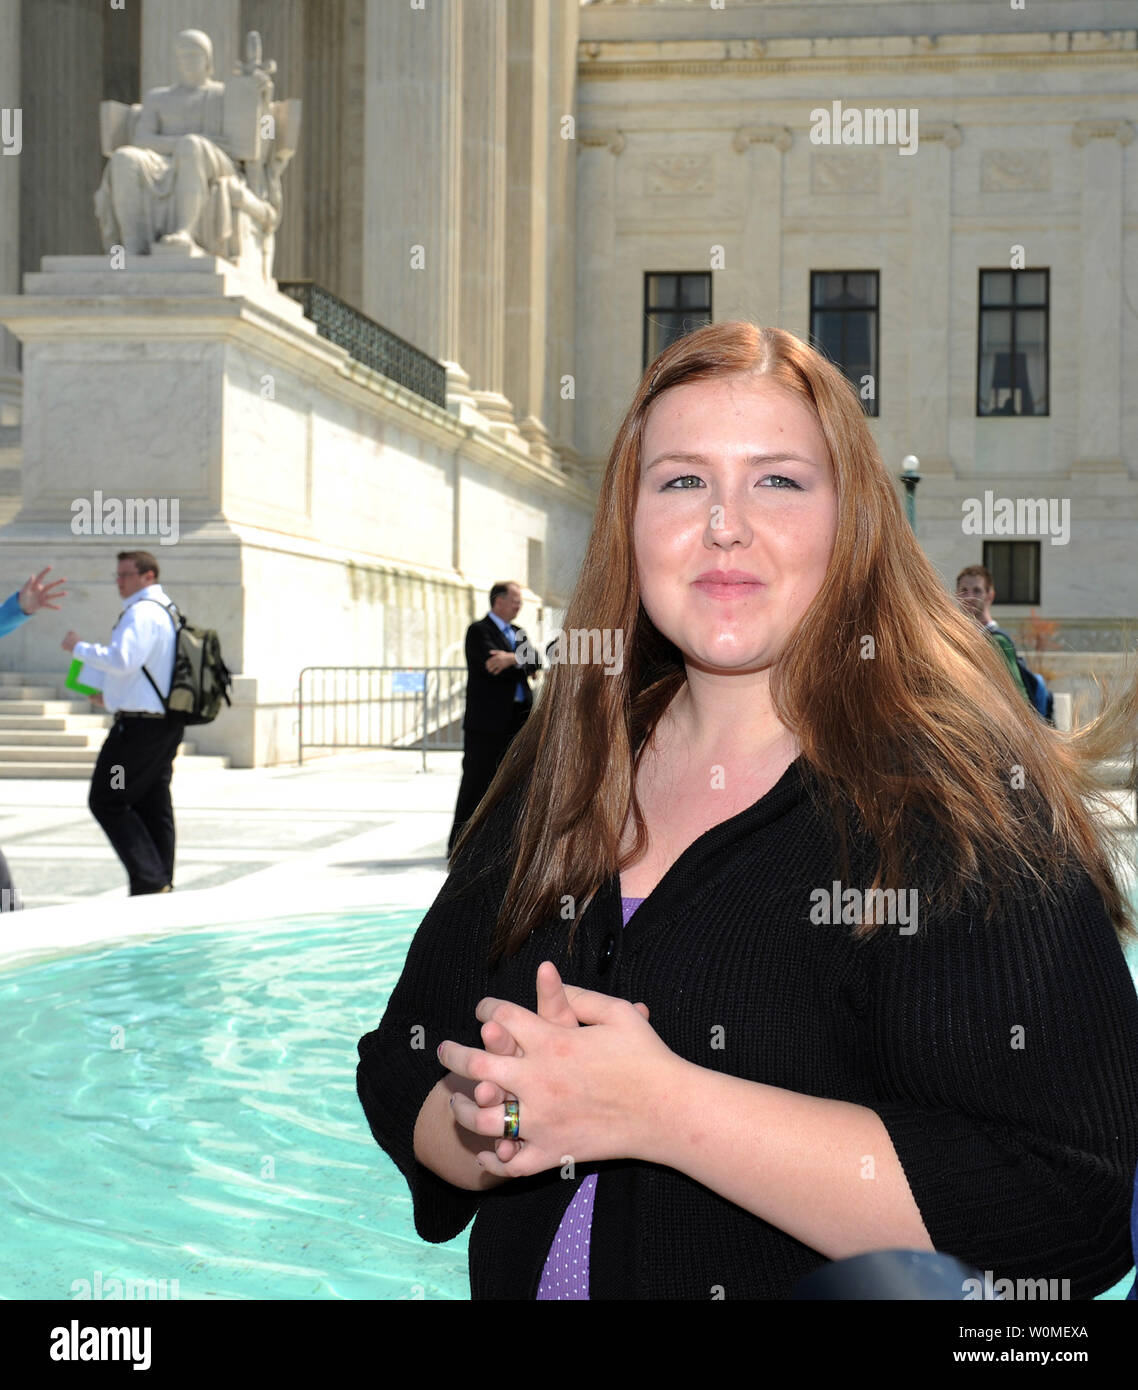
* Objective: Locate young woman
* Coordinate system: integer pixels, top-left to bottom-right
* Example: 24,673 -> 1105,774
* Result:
357,322 -> 1138,1300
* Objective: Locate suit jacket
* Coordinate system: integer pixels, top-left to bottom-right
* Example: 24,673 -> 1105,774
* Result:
462,614 -> 540,734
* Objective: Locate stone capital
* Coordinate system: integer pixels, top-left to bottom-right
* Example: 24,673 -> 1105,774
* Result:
578,128 -> 626,155
1072,119 -> 1135,147
919,122 -> 963,149
732,124 -> 793,155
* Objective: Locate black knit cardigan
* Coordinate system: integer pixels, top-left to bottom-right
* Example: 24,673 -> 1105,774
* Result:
356,758 -> 1138,1299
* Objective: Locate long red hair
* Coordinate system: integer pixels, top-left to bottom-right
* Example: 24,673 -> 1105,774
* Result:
453,322 -> 1138,962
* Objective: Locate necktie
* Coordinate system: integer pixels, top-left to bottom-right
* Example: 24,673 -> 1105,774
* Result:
502,625 -> 524,702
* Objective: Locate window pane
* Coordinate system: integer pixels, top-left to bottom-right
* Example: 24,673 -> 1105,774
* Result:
645,310 -> 710,365
844,273 -> 875,307
1011,544 -> 1040,603
984,543 -> 1011,600
979,310 -> 1012,415
648,275 -> 677,309
845,317 -> 871,362
813,274 -> 845,308
679,274 -> 710,309
981,271 -> 1012,306
1016,310 -> 1047,415
1014,271 -> 1046,305
813,312 -> 844,362
985,543 -> 1040,604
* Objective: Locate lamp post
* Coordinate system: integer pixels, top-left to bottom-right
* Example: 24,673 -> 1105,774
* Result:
899,454 -> 920,531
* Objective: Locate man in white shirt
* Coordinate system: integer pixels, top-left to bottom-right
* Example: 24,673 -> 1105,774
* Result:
62,551 -> 186,895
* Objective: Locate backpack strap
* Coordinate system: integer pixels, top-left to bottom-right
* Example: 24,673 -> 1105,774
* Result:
120,597 -> 180,709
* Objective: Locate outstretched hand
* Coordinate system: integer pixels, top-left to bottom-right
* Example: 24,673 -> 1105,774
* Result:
18,566 -> 67,615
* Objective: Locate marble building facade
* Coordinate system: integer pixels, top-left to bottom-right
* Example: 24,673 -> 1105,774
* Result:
576,0 -> 1138,655
0,0 -> 1135,762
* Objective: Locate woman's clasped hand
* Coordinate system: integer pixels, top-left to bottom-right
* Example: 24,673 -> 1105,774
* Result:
438,960 -> 666,1178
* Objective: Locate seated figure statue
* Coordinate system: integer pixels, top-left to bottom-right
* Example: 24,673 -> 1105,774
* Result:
94,28 -> 299,281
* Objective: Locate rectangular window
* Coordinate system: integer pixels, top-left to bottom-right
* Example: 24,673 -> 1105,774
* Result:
810,271 -> 879,417
983,540 -> 1040,606
644,273 -> 712,370
977,269 -> 1049,416
527,537 -> 545,596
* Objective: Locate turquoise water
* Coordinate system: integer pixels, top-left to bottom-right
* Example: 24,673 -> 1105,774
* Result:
0,911 -> 469,1300
0,909 -> 1135,1301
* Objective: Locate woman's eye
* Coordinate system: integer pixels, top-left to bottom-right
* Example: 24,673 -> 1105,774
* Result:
661,473 -> 803,490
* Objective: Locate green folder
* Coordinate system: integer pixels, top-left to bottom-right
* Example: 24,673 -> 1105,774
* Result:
65,658 -> 100,698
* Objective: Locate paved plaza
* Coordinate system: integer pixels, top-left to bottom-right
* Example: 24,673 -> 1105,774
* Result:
1,749 -> 1134,974
0,750 -> 462,968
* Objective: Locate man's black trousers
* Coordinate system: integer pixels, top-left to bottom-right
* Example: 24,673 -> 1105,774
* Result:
89,715 -> 187,895
447,704 -> 529,855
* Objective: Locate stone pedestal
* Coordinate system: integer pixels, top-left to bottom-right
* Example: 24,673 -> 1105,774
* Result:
0,255 -> 595,766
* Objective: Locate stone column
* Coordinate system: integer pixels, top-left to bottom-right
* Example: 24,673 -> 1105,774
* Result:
0,0 -> 20,421
907,122 -> 961,475
142,0 -> 240,96
459,0 -> 515,433
362,0 -> 461,366
1072,119 -> 1133,473
18,1 -> 105,269
504,0 -> 553,464
575,129 -> 624,471
544,0 -> 580,466
733,125 -> 792,327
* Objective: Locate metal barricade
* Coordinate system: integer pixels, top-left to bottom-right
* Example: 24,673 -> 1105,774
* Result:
297,666 -> 467,769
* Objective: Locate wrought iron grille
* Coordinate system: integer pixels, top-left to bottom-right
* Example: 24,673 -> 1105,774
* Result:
278,281 -> 448,408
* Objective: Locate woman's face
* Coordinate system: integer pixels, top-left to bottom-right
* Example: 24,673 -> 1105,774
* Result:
634,374 -> 839,676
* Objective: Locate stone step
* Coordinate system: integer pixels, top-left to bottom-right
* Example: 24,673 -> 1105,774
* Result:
0,730 -> 104,747
0,751 -> 229,778
0,714 -> 110,730
0,699 -> 103,716
0,740 -> 212,761
0,744 -> 106,762
0,672 -> 64,685
0,685 -> 68,700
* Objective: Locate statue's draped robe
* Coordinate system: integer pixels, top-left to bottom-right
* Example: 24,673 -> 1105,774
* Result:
95,83 -> 245,260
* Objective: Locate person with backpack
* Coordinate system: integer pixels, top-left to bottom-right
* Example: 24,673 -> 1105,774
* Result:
955,566 -> 1054,722
62,550 -> 187,895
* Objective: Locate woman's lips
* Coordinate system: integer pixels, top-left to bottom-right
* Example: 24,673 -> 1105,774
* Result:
692,577 -> 764,598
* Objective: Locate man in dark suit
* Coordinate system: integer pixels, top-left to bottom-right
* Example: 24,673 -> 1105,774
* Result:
447,580 -> 539,855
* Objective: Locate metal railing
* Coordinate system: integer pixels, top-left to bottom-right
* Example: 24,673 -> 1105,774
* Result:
297,666 -> 468,768
278,280 -> 448,408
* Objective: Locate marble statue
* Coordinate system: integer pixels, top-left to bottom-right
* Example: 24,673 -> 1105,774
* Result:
94,28 -> 300,281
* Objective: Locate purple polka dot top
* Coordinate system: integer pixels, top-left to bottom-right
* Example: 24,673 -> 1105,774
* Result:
534,894 -> 644,1300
